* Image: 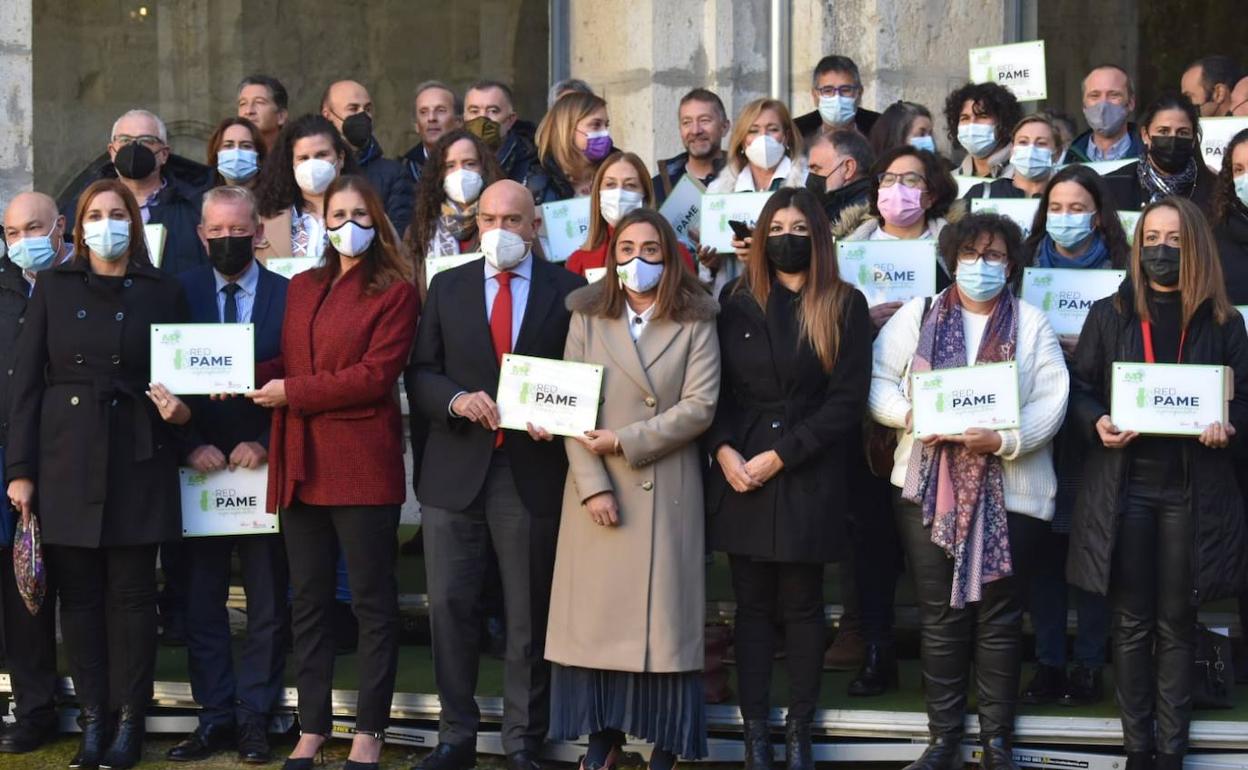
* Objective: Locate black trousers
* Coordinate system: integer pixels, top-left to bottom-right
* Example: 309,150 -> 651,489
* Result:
1112,458 -> 1196,756
282,502 -> 400,735
423,457 -> 559,754
845,468 -> 901,646
0,544 -> 58,726
895,492 -> 1042,741
185,533 -> 288,729
729,555 -> 825,720
45,544 -> 159,710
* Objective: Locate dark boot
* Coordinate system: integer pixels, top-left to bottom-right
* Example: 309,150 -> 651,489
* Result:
901,735 -> 964,770
848,644 -> 898,696
742,719 -> 772,770
100,705 -> 145,770
1125,752 -> 1154,770
1019,664 -> 1064,705
978,736 -> 1018,770
1153,754 -> 1183,770
783,717 -> 812,770
70,706 -> 110,769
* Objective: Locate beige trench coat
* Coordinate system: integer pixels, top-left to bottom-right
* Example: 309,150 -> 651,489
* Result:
544,283 -> 721,673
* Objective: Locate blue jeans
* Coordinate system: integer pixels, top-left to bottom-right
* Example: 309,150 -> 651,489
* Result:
1028,529 -> 1109,668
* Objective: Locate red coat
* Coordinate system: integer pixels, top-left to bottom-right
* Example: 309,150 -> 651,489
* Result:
565,226 -> 696,276
261,265 -> 420,512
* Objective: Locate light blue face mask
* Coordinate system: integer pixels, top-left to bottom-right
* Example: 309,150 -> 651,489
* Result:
1009,144 -> 1053,180
1235,174 -> 1248,208
8,233 -> 59,272
818,94 -> 858,126
957,122 -> 998,158
908,135 -> 937,154
1046,212 -> 1097,249
217,148 -> 260,183
83,218 -> 131,261
955,258 -> 1007,302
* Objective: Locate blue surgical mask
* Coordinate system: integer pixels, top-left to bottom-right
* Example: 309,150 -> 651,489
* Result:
8,232 -> 59,272
217,148 -> 259,183
1235,174 -> 1248,208
1046,212 -> 1097,249
957,123 -> 997,158
818,94 -> 857,126
955,258 -> 1007,302
1009,145 -> 1053,180
83,218 -> 131,261
908,135 -> 937,154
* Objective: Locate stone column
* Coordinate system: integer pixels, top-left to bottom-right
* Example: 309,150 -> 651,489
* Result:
0,0 -> 34,211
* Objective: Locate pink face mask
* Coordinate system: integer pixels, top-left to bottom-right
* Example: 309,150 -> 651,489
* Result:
876,184 -> 926,228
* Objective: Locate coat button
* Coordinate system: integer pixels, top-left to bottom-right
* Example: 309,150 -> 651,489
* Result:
17,317 -> 23,324
123,278 -> 133,287
744,332 -> 751,339
5,369 -> 11,376
115,312 -> 124,321
641,481 -> 654,491
771,420 -> 781,429
111,354 -> 121,364
73,353 -> 84,364
76,309 -> 86,319
70,396 -> 80,405
644,396 -> 656,408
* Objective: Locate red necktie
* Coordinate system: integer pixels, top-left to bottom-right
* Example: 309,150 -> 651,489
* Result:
490,272 -> 513,447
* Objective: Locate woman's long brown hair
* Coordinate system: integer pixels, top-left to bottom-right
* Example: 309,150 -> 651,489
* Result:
317,175 -> 414,294
1125,196 -> 1233,327
740,187 -> 852,371
582,151 -> 656,251
72,178 -> 151,267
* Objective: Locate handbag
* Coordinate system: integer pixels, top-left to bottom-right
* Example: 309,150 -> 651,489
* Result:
12,512 -> 46,615
1192,623 -> 1235,709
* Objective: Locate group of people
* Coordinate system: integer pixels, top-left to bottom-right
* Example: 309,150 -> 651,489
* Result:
0,44 -> 1247,770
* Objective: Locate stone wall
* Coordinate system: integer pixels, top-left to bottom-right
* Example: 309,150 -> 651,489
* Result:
0,1 -> 33,212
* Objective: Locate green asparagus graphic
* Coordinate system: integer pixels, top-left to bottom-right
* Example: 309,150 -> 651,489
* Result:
1042,292 -> 1053,311
1136,387 -> 1146,408
565,218 -> 575,239
199,490 -> 210,512
519,382 -> 531,405
935,393 -> 946,413
858,263 -> 870,285
174,349 -> 185,370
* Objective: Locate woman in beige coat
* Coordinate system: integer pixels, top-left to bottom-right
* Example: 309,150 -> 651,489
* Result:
545,208 -> 721,770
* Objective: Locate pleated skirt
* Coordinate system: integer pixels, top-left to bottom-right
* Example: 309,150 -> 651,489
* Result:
548,664 -> 708,759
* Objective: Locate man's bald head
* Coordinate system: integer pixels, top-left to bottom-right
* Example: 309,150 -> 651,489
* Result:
1232,76 -> 1248,117
4,192 -> 64,245
321,80 -> 373,132
478,180 -> 540,242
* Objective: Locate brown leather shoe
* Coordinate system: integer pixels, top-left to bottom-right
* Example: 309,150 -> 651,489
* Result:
823,619 -> 865,670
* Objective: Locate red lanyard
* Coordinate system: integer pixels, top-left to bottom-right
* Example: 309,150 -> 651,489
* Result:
1140,321 -> 1185,364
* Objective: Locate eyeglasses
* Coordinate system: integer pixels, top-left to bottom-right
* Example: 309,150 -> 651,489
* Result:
957,246 -> 1009,265
877,171 -> 926,189
816,85 -> 861,98
112,134 -> 165,148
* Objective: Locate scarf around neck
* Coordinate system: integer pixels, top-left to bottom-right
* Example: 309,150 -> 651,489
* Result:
429,198 -> 480,256
1036,232 -> 1111,270
1137,156 -> 1197,203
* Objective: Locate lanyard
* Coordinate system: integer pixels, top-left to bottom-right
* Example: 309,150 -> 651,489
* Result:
1140,320 -> 1186,364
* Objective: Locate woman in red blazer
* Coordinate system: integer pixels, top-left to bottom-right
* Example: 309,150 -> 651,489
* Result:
248,175 -> 419,770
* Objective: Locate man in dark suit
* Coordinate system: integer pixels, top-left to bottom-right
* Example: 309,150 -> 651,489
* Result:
166,186 -> 289,765
408,180 -> 585,770
793,55 -> 880,146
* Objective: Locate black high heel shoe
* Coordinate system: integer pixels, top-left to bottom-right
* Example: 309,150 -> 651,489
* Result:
282,734 -> 327,770
69,705 -> 110,769
99,705 -> 145,770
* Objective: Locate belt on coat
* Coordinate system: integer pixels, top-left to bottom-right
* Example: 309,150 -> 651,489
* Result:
48,375 -> 155,505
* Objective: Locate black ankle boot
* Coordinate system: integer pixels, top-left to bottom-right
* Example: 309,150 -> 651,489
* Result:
1153,754 -> 1182,770
979,737 -> 1017,770
849,644 -> 899,696
742,719 -> 772,770
1125,752 -> 1154,770
902,735 -> 964,770
784,718 -> 813,770
100,705 -> 145,770
70,706 -> 110,769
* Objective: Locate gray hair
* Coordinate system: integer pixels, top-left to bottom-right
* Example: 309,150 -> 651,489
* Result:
201,185 -> 259,225
413,80 -> 463,120
110,109 -> 168,143
548,78 -> 594,108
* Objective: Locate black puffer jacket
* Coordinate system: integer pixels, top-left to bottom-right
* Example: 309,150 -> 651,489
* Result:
1066,281 -> 1248,602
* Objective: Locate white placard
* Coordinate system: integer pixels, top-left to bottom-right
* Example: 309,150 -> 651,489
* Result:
1110,363 -> 1228,436
954,175 -> 993,198
911,362 -> 1021,439
540,197 -> 593,263
264,256 -> 319,280
144,224 -> 167,268
836,239 -> 938,305
1119,211 -> 1142,244
1199,117 -> 1248,172
698,191 -> 774,253
150,323 -> 255,395
584,267 -> 607,284
425,252 -> 481,288
970,198 -> 1041,239
1059,159 -> 1136,176
180,466 -> 277,535
968,40 -> 1047,101
496,354 -> 603,437
1021,268 -> 1126,336
658,174 -> 707,248
1237,305 -> 1248,331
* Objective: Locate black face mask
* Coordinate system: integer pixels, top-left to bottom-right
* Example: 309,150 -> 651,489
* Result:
765,234 -> 813,274
1140,244 -> 1181,287
341,112 -> 373,150
207,235 -> 255,277
114,142 -> 158,180
1147,135 -> 1195,175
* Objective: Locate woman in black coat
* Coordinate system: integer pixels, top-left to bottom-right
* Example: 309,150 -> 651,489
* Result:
1068,197 -> 1248,770
6,179 -> 191,770
1102,93 -> 1217,215
707,188 -> 871,770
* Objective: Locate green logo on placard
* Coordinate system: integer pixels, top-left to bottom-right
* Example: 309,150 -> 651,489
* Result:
920,376 -> 943,390
519,382 -> 531,405
1032,274 -> 1053,287
857,263 -> 870,285
708,198 -> 726,211
161,330 -> 182,345
199,489 -> 210,512
1135,386 -> 1146,408
935,393 -> 946,412
565,218 -> 575,239
1122,369 -> 1145,384
1042,291 -> 1053,311
173,349 -> 185,370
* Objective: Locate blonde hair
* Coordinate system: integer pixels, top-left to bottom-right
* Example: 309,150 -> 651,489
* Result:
536,91 -> 608,185
725,98 -> 803,175
1010,113 -> 1065,157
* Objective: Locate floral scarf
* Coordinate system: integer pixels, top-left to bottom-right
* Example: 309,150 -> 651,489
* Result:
428,199 -> 480,256
902,288 -> 1017,608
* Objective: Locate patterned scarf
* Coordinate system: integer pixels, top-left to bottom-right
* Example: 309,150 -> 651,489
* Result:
902,288 -> 1017,608
1137,157 -> 1198,204
428,199 -> 480,256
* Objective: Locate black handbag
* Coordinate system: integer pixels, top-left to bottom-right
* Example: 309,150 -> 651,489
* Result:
1192,623 -> 1235,710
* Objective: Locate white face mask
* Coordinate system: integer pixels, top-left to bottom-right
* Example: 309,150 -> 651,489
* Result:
327,221 -> 376,257
443,168 -> 484,206
616,256 -> 664,293
294,158 -> 338,195
744,134 -> 786,170
480,227 -> 530,271
598,188 -> 644,226
83,218 -> 131,261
